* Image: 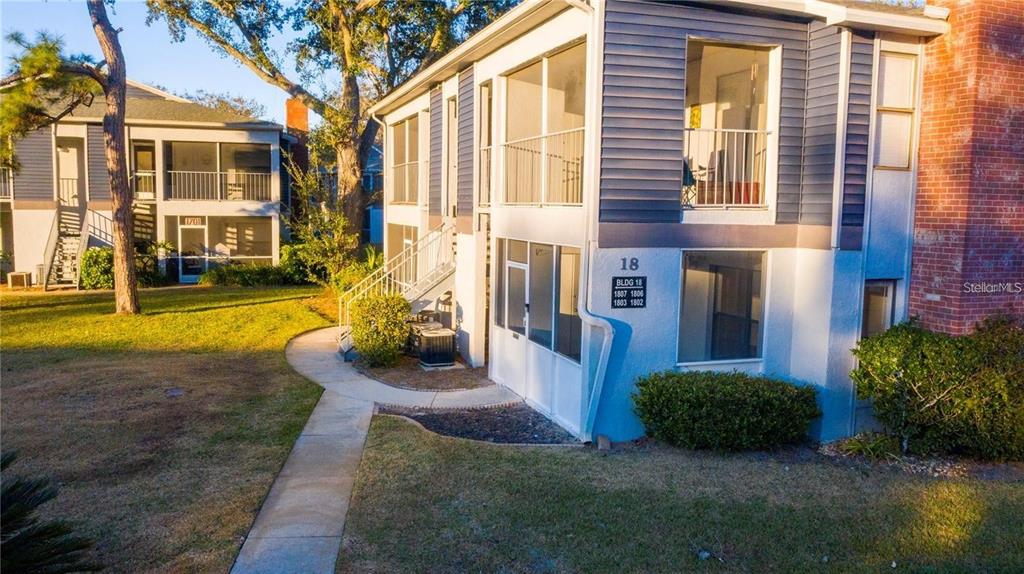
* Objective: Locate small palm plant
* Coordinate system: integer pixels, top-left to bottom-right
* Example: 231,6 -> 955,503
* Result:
1,451 -> 100,573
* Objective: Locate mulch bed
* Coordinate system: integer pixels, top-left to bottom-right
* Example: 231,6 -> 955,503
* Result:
357,355 -> 492,391
380,404 -> 579,445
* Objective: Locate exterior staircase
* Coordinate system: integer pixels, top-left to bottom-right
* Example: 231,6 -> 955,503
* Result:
338,223 -> 457,354
42,208 -> 112,290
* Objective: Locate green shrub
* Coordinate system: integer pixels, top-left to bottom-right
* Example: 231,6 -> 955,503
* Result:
279,243 -> 312,285
351,293 -> 410,367
836,433 -> 901,461
1,451 -> 99,572
198,263 -> 294,287
852,317 -> 1024,460
78,247 -> 114,289
632,371 -> 820,451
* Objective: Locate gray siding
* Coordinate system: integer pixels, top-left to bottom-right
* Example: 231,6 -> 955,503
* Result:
12,129 -> 54,201
600,0 -> 810,224
840,30 -> 874,248
799,22 -> 841,226
457,69 -> 475,225
126,84 -> 164,99
428,87 -> 443,218
87,125 -> 110,201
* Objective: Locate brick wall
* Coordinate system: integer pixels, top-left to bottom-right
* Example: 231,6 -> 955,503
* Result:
910,0 -> 1024,334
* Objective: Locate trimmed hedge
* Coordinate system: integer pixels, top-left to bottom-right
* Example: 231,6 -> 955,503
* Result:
351,294 -> 410,367
633,371 -> 820,451
198,263 -> 297,287
852,317 -> 1024,460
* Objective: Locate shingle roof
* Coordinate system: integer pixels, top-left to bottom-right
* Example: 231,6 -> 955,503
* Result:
820,0 -> 926,17
67,94 -> 279,128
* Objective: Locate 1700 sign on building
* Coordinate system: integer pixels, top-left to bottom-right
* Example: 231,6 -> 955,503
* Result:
611,276 -> 647,309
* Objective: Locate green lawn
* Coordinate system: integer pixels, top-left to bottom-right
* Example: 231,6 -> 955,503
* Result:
1,286 -> 330,572
340,416 -> 1024,573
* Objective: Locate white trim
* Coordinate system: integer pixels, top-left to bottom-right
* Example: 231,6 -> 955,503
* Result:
59,117 -> 283,131
831,29 -> 852,249
675,357 -> 763,368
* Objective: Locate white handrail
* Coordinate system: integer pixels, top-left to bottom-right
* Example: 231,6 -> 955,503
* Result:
338,222 -> 456,327
683,127 -> 770,208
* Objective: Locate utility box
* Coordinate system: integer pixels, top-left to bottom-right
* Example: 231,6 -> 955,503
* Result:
8,272 -> 32,289
418,328 -> 456,368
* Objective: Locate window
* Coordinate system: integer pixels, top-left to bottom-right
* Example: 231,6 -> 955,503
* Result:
528,243 -> 554,347
503,42 -> 586,205
678,251 -> 764,362
862,280 -> 895,338
391,115 -> 419,203
683,41 -> 771,207
221,143 -> 271,173
875,52 -> 917,169
479,82 -> 493,206
556,247 -> 582,360
495,239 -> 582,361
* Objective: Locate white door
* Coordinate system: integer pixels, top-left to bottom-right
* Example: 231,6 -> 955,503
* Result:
502,258 -> 529,396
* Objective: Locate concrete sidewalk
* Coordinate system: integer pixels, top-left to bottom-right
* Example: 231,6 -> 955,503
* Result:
231,327 -> 520,574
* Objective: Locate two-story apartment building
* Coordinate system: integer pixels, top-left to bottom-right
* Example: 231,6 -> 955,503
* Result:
356,0 -> 952,443
1,80 -> 286,286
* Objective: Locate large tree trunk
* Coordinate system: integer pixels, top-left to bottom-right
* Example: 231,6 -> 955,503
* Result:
336,69 -> 365,236
88,0 -> 139,314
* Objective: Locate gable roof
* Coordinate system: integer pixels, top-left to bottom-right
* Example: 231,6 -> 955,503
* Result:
59,80 -> 281,130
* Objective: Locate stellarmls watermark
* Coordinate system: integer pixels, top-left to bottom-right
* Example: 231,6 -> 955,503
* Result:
963,282 -> 1024,294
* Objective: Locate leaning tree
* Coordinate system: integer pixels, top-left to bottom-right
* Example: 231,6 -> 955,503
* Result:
1,0 -> 140,314
145,0 -> 516,232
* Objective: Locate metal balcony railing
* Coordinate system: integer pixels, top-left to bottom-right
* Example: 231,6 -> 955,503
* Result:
683,128 -> 769,208
0,168 -> 11,199
133,170 -> 157,201
390,161 -> 419,204
502,127 -> 584,205
167,171 -> 272,201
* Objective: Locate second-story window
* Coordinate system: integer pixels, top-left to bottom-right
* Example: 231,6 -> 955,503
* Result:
503,41 -> 586,206
874,52 -> 917,170
683,41 -> 771,208
391,115 -> 419,204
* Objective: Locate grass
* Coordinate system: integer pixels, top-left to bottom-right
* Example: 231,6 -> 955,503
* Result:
1,285 -> 330,572
340,416 -> 1024,573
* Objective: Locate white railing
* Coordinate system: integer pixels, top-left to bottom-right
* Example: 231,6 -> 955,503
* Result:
502,127 -> 584,205
338,223 -> 455,328
58,178 -> 79,204
479,146 -> 492,206
390,161 -> 419,204
683,128 -> 769,208
167,171 -> 272,201
133,170 -> 156,201
0,168 -> 11,199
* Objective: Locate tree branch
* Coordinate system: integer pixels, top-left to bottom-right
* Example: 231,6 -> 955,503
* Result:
0,63 -> 107,90
148,0 -> 335,119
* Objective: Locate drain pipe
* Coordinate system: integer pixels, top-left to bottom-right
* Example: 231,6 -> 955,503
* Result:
576,0 -> 614,443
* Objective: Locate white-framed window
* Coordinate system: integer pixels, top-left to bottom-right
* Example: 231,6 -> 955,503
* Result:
874,51 -> 917,170
494,238 -> 582,362
502,41 -> 586,205
862,280 -> 896,338
683,40 -> 773,208
390,114 -> 419,204
478,81 -> 494,206
678,250 -> 765,362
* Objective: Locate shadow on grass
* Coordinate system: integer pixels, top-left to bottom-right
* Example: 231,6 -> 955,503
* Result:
0,345 -> 323,573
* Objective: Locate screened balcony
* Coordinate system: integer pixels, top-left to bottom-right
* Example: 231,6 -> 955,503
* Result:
390,115 -> 420,204
683,41 -> 771,208
501,42 -> 586,206
164,141 -> 272,201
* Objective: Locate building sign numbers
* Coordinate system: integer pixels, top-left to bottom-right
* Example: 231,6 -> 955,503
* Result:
611,276 -> 647,309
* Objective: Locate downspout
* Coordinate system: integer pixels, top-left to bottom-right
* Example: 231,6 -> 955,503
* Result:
571,0 -> 615,443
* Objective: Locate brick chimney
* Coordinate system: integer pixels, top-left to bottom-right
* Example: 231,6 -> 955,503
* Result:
285,97 -> 309,134
909,0 -> 1024,334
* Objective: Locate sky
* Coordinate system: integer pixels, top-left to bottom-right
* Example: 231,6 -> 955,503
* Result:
0,0 -> 309,125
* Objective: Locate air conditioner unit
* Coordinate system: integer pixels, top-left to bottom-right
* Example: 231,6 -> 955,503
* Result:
419,328 -> 456,368
8,271 -> 32,289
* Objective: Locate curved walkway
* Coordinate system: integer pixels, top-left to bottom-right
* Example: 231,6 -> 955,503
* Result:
232,327 -> 519,574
